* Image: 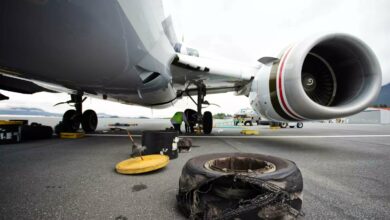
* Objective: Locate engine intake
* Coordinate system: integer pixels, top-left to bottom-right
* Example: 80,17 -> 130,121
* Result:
250,34 -> 382,121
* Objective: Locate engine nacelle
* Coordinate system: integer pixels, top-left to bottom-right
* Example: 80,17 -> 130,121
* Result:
249,33 -> 382,121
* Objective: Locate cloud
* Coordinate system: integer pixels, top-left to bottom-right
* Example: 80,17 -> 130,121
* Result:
166,0 -> 390,83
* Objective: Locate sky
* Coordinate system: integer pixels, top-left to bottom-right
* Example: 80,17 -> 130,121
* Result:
1,0 -> 389,118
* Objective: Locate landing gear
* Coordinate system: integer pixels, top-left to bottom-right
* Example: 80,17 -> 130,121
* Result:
57,94 -> 98,133
185,82 -> 213,134
195,83 -> 213,134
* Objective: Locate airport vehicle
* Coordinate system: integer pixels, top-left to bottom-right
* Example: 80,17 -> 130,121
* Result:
0,1 -> 382,134
233,108 -> 261,126
280,122 -> 303,128
259,120 -> 303,129
234,108 -> 303,128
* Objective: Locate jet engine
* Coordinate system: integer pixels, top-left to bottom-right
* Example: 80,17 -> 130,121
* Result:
249,33 -> 382,121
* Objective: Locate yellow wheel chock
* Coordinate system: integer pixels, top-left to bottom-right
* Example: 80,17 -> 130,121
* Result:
60,132 -> 85,139
270,126 -> 280,130
240,129 -> 260,135
0,120 -> 23,125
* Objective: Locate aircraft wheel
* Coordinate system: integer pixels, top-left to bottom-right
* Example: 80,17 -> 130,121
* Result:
244,121 -> 253,126
62,109 -> 81,132
82,110 -> 98,132
177,153 -> 303,218
202,111 -> 213,134
297,122 -> 303,128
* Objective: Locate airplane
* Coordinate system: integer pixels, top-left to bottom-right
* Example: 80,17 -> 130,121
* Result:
0,0 -> 382,134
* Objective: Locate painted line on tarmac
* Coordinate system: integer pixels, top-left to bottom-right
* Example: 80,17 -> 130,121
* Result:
86,134 -> 390,139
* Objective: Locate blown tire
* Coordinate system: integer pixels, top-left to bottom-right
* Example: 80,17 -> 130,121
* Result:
177,153 -> 303,219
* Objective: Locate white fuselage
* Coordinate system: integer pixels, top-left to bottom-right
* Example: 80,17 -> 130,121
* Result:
0,0 -> 177,107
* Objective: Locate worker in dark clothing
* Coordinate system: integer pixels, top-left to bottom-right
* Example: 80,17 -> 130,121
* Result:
184,109 -> 197,133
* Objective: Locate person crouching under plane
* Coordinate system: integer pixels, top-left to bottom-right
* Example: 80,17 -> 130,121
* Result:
170,111 -> 186,134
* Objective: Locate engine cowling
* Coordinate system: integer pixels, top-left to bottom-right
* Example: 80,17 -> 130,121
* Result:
249,33 -> 382,121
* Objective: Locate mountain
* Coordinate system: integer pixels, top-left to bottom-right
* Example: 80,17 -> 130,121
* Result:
0,107 -> 61,116
97,113 -> 119,118
0,107 -> 120,118
373,83 -> 390,106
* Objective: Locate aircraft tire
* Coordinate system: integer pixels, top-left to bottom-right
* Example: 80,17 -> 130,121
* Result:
82,110 -> 98,132
177,153 -> 303,219
244,121 -> 253,126
202,111 -> 213,134
297,122 -> 303,128
62,109 -> 80,132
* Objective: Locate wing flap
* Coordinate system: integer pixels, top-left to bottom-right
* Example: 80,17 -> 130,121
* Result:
172,54 -> 256,81
171,54 -> 257,96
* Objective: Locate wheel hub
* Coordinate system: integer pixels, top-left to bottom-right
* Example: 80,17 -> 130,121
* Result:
204,156 -> 276,174
302,74 -> 317,92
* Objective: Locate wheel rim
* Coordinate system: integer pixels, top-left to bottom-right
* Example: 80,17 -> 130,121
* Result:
204,156 -> 276,174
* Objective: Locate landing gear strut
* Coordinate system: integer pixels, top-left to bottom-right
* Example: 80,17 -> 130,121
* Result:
57,94 -> 98,133
186,82 -> 213,134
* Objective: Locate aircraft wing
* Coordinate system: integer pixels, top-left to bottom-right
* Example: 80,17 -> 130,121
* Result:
170,53 -> 259,96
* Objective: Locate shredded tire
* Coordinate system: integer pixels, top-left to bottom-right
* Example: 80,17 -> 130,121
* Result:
177,153 -> 303,219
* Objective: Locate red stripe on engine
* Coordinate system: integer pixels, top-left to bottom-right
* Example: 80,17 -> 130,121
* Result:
278,48 -> 304,120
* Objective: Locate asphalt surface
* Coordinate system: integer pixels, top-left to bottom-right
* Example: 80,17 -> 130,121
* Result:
1,123 -> 390,219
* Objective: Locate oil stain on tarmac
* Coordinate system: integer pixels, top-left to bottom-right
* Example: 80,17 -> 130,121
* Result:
115,215 -> 128,220
132,183 -> 147,192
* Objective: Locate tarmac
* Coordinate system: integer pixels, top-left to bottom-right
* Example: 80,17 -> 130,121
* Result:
1,123 -> 390,219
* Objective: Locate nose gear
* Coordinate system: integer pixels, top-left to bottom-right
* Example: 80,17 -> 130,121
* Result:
181,82 -> 213,134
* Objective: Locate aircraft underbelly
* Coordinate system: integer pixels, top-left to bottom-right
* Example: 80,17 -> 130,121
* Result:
0,0 -> 176,106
